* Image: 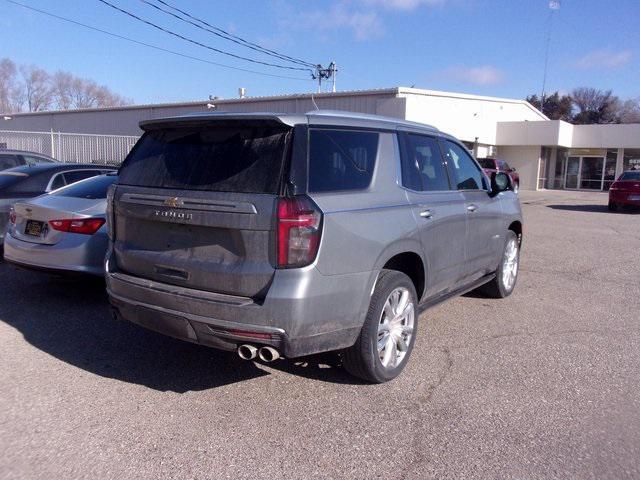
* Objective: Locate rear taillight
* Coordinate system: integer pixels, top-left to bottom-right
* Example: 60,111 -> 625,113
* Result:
277,196 -> 322,268
49,218 -> 105,235
9,207 -> 16,225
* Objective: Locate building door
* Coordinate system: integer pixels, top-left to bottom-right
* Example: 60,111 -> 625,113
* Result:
565,156 -> 580,189
580,157 -> 604,189
564,156 -> 607,190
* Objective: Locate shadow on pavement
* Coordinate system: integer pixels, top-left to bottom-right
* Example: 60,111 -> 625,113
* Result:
0,264 -> 360,391
547,204 -> 640,214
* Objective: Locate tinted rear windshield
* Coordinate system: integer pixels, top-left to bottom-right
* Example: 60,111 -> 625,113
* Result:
620,171 -> 640,181
51,174 -> 118,199
118,125 -> 290,194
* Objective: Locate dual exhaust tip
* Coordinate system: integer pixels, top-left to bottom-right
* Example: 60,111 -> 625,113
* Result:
237,344 -> 280,362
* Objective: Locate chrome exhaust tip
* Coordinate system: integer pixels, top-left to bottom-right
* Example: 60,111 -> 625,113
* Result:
258,346 -> 280,362
237,344 -> 258,360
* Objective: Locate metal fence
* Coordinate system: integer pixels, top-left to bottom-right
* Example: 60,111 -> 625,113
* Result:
0,130 -> 140,166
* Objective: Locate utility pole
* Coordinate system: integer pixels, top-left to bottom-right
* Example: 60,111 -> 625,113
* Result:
540,0 -> 560,115
312,62 -> 337,93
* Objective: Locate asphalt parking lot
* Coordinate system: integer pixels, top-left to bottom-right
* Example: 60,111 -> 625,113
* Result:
1,190 -> 639,480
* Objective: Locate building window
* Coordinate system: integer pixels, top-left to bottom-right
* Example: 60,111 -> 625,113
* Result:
623,149 -> 640,172
553,148 -> 568,189
603,149 -> 618,190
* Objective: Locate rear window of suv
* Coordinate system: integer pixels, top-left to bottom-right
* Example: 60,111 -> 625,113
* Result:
118,125 -> 290,194
308,129 -> 379,192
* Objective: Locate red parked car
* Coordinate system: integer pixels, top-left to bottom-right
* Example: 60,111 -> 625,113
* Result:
608,170 -> 640,211
477,158 -> 520,193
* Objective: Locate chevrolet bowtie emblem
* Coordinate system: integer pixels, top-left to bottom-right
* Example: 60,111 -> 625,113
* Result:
164,197 -> 183,208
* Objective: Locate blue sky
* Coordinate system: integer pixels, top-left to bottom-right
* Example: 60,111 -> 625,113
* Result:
1,0 -> 639,104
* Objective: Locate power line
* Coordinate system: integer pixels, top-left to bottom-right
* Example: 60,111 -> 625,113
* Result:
140,0 -> 316,68
97,0 -> 313,73
4,0 -> 313,82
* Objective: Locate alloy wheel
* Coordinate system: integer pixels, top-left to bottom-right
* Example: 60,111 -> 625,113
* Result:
377,287 -> 415,369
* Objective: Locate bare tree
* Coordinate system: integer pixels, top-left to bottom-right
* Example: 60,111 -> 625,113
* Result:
0,58 -> 24,114
50,73 -> 130,110
50,71 -> 75,110
617,98 -> 640,124
571,87 -> 621,124
20,65 -> 52,112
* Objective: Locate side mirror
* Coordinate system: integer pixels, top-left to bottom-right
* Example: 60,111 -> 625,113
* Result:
490,172 -> 511,196
510,167 -> 517,172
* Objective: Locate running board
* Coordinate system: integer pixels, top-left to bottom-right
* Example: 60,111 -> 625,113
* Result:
418,273 -> 496,313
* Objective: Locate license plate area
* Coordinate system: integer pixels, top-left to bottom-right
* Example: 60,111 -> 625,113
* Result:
25,220 -> 45,237
628,195 -> 640,201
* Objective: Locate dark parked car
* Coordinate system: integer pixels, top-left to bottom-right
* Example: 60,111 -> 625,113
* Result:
608,171 -> 640,211
0,149 -> 57,171
106,111 -> 522,383
0,164 -> 116,243
477,157 -> 520,193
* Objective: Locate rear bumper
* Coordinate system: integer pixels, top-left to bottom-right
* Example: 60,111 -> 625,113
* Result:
610,191 -> 640,207
105,249 -> 373,358
2,229 -> 108,276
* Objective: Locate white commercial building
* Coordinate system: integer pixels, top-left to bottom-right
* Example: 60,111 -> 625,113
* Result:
2,87 -> 639,191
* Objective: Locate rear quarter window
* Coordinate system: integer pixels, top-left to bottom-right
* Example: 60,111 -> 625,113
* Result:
308,129 -> 379,192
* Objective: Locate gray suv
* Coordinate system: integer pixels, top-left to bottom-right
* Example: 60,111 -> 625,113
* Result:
106,111 -> 522,383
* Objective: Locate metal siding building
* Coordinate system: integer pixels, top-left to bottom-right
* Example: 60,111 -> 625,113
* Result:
3,87 -> 640,191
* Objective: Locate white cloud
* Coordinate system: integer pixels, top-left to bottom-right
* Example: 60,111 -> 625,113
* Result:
276,0 -> 447,41
573,49 -> 633,69
360,0 -> 445,10
289,3 -> 385,41
442,65 -> 505,85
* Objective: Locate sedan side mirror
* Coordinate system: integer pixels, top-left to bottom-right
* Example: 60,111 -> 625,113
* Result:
490,172 -> 511,196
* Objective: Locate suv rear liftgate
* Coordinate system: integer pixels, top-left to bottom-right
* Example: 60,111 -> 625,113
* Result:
106,117 -> 353,356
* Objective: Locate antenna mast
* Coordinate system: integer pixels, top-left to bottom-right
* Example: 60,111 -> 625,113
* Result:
540,0 -> 560,114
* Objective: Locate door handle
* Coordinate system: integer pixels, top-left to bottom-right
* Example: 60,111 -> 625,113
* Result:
466,204 -> 478,212
419,209 -> 433,218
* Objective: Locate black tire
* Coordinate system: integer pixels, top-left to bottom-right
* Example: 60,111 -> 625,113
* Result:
478,230 -> 520,299
343,269 -> 418,383
608,201 -> 618,212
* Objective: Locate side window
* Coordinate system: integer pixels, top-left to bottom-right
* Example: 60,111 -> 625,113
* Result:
24,155 -> 52,165
500,160 -> 511,171
0,154 -> 21,170
443,140 -> 486,191
401,134 -> 450,192
63,170 -> 101,184
50,173 -> 66,190
308,129 -> 379,192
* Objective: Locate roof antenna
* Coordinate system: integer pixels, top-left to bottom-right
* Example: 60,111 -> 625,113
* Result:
311,93 -> 319,111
